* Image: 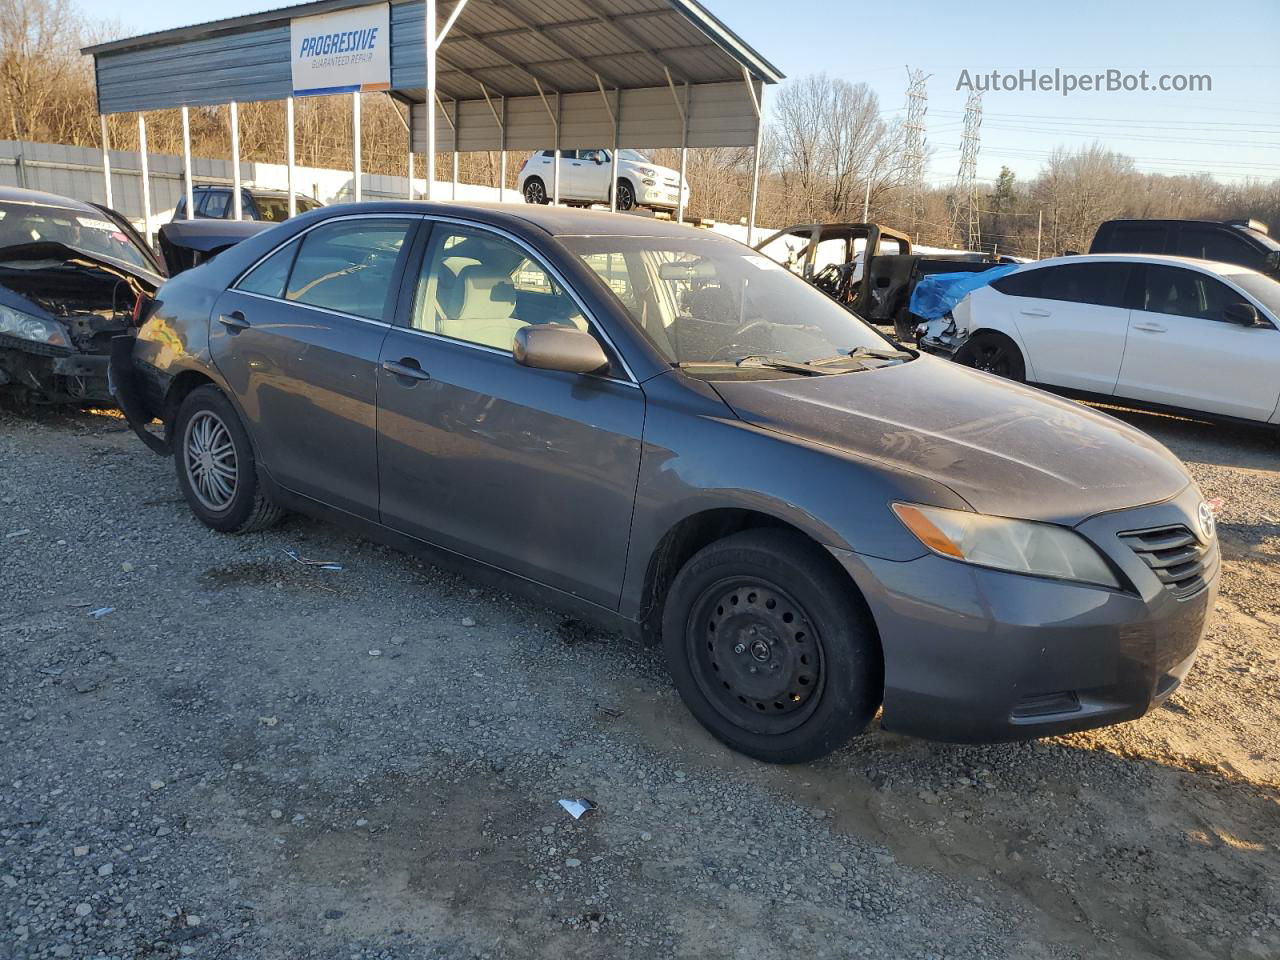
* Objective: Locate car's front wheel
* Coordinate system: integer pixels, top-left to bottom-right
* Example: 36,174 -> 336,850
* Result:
174,385 -> 283,534
662,529 -> 882,763
957,331 -> 1026,381
615,179 -> 636,211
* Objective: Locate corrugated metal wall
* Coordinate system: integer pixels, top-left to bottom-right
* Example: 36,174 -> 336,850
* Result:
410,81 -> 761,153
94,0 -> 428,115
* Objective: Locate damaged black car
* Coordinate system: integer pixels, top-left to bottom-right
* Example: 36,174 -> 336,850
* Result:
0,186 -> 165,406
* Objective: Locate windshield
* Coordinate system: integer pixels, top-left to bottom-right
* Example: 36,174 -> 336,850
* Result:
618,150 -> 650,163
0,201 -> 153,271
564,235 -> 898,366
1232,271 -> 1280,317
255,196 -> 293,222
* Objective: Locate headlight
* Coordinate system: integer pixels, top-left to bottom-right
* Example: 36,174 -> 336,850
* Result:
637,167 -> 656,178
0,304 -> 70,347
893,502 -> 1120,588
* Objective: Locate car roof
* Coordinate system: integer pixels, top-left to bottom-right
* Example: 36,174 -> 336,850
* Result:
0,185 -> 104,213
1022,252 -> 1257,276
312,200 -> 736,242
193,185 -> 295,198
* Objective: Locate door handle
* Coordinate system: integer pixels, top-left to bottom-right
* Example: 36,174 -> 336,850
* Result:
218,311 -> 250,332
1019,308 -> 1051,317
382,358 -> 431,382
1133,322 -> 1167,333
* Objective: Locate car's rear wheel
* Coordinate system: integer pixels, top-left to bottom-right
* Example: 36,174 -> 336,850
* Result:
523,177 -> 549,205
615,179 -> 636,212
957,331 -> 1026,381
662,529 -> 882,763
174,385 -> 282,534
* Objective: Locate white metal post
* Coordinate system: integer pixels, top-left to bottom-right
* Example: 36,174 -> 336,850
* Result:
451,100 -> 459,200
424,0 -> 437,201
552,94 -> 561,206
499,97 -> 508,202
1037,209 -> 1043,259
352,92 -> 363,202
137,114 -> 152,245
99,115 -> 113,209
745,76 -> 764,244
863,178 -> 871,222
181,105 -> 194,220
678,83 -> 689,223
407,151 -> 415,200
286,97 -> 297,217
229,101 -> 242,220
611,89 -> 620,213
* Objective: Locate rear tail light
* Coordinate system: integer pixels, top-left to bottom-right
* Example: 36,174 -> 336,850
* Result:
131,294 -> 153,327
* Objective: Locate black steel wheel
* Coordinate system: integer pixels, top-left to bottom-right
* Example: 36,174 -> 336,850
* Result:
688,579 -> 825,735
523,177 -> 549,205
662,529 -> 882,763
958,331 -> 1025,381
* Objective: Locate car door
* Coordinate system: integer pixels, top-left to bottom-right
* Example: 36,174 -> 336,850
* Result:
1115,263 -> 1280,421
209,214 -> 420,519
376,220 -> 645,608
576,150 -> 612,202
994,262 -> 1134,393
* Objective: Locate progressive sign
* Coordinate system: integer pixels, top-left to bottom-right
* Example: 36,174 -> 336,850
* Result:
290,4 -> 391,97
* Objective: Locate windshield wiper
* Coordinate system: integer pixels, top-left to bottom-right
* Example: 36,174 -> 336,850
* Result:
733,355 -> 839,376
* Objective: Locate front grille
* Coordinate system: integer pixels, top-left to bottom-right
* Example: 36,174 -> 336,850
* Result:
1119,525 -> 1213,599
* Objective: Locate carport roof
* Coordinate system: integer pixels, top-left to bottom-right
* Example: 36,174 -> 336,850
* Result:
82,0 -> 784,108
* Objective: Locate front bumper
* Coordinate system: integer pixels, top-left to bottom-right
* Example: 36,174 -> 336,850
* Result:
639,184 -> 688,209
0,335 -> 112,403
831,486 -> 1218,742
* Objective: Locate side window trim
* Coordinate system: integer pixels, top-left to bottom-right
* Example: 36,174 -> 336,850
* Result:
231,214 -> 425,326
403,215 -> 638,385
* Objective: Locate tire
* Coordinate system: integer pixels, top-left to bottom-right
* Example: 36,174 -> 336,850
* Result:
523,177 -> 548,205
173,384 -> 283,534
956,331 -> 1026,382
661,529 -> 882,764
615,179 -> 636,212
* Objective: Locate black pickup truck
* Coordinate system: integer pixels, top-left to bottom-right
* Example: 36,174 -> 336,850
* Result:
754,222 -> 1016,340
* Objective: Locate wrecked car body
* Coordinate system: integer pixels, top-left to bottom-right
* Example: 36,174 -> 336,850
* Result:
0,186 -> 272,407
754,222 -> 1015,340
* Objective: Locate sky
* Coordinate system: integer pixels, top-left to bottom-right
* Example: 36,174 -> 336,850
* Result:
84,0 -> 1280,187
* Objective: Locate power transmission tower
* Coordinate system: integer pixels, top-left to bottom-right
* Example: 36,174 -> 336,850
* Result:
902,67 -> 930,239
955,90 -> 984,251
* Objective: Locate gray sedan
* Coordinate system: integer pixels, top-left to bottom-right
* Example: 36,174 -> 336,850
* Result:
111,202 -> 1219,763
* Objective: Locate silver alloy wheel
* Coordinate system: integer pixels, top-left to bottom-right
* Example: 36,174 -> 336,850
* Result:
184,410 -> 238,511
524,179 -> 547,204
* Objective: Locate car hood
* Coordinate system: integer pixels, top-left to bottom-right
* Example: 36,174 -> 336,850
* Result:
709,356 -> 1192,526
0,240 -> 164,288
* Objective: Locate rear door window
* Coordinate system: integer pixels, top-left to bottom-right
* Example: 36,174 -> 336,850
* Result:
1036,263 -> 1132,307
237,239 -> 300,298
201,191 -> 231,219
284,217 -> 417,321
1102,223 -> 1168,253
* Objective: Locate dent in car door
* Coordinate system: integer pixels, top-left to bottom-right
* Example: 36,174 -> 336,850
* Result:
999,262 -> 1133,393
1115,264 -> 1280,421
209,215 -> 419,519
376,223 -> 644,608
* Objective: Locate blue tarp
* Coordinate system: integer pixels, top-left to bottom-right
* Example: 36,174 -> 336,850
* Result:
908,264 -> 1022,320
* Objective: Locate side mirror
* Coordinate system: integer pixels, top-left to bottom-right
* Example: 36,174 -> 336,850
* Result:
513,324 -> 610,375
1223,302 -> 1260,326
593,154 -> 604,165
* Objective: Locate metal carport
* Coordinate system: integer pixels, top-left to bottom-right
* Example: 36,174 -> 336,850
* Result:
82,0 -> 783,239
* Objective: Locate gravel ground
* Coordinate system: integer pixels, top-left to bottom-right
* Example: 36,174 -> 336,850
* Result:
1,404 -> 1278,960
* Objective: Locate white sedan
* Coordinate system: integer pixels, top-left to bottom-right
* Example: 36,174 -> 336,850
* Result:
917,253 -> 1280,425
517,149 -> 689,212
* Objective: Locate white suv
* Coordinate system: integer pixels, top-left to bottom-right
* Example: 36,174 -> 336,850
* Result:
517,149 -> 689,212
